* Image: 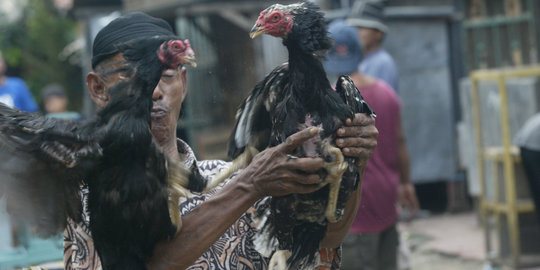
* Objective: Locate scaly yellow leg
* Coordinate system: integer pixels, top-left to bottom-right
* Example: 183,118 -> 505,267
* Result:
322,145 -> 348,223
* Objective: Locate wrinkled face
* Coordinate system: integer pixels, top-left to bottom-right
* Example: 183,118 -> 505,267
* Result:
150,65 -> 187,144
92,52 -> 189,143
250,4 -> 295,38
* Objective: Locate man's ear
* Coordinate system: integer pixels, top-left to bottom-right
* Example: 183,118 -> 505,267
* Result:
86,72 -> 109,108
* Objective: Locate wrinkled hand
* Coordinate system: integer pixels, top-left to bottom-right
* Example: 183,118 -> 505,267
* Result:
398,182 -> 419,217
241,127 -> 325,198
335,113 -> 378,166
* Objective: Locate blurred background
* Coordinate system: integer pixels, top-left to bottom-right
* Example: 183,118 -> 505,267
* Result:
0,0 -> 539,269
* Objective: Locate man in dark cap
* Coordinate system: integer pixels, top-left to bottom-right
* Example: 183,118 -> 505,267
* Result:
346,0 -> 399,93
64,12 -> 379,269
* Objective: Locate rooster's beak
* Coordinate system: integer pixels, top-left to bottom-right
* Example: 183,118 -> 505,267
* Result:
183,56 -> 197,68
249,25 -> 266,39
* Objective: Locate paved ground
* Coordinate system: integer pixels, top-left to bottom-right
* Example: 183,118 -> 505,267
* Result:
401,211 -> 540,270
400,211 -> 486,270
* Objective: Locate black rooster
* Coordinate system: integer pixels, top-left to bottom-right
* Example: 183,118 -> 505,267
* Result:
214,2 -> 375,269
0,36 -> 201,269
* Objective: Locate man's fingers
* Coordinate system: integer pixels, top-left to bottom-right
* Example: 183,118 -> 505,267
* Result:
345,113 -> 375,126
337,123 -> 378,138
281,127 -> 320,153
343,147 -> 374,160
282,157 -> 324,172
289,173 -> 322,185
336,137 -> 377,149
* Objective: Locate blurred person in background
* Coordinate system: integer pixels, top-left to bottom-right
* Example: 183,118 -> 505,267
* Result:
0,50 -> 38,112
324,20 -> 418,270
346,0 -> 399,93
0,49 -> 39,250
40,83 -> 81,119
515,113 -> 540,225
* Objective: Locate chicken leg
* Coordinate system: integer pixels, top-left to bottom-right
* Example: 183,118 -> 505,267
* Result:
321,143 -> 348,223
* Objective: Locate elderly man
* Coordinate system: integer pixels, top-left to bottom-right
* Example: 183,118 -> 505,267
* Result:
64,12 -> 378,269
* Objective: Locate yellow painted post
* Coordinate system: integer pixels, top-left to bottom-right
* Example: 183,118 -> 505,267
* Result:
491,153 -> 503,261
470,66 -> 540,268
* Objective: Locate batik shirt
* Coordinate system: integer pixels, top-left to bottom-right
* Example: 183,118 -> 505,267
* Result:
64,139 -> 340,269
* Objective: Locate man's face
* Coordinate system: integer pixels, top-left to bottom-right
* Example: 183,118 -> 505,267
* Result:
91,53 -> 187,142
150,67 -> 187,143
44,96 -> 68,113
357,27 -> 382,49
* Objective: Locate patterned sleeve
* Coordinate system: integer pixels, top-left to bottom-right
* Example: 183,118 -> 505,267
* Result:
183,159 -> 269,269
63,187 -> 102,270
64,220 -> 102,270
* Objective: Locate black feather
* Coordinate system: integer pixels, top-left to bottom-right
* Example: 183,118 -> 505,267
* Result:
0,35 -> 200,270
231,2 -> 374,268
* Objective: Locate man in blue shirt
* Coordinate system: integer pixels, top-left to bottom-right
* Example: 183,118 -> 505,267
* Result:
0,51 -> 38,112
346,0 -> 399,93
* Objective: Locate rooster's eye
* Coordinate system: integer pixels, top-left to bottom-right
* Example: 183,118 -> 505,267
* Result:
272,14 -> 280,22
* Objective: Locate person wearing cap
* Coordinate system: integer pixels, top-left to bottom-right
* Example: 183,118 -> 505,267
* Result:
324,20 -> 418,270
40,83 -> 81,119
346,0 -> 399,93
64,12 -> 379,269
0,50 -> 39,112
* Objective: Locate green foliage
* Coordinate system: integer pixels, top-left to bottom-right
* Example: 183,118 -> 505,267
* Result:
0,0 -> 82,111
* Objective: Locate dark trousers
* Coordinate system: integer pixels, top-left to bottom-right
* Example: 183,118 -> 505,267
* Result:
341,224 -> 398,270
520,147 -> 540,224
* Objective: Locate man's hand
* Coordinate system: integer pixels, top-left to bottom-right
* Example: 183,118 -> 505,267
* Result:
335,113 -> 378,165
398,182 -> 419,217
240,127 -> 325,197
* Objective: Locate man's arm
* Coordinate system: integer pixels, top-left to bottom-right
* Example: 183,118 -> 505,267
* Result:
396,117 -> 419,216
147,127 -> 325,270
321,113 -> 378,248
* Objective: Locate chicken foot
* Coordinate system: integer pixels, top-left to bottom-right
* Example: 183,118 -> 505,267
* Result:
321,144 -> 348,223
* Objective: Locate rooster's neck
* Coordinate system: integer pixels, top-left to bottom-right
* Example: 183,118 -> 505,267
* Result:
287,44 -> 329,100
287,42 -> 330,110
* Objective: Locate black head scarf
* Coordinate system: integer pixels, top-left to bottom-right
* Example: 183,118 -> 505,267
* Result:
91,12 -> 175,69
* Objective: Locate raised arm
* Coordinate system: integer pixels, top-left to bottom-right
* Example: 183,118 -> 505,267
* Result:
147,127 -> 325,269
